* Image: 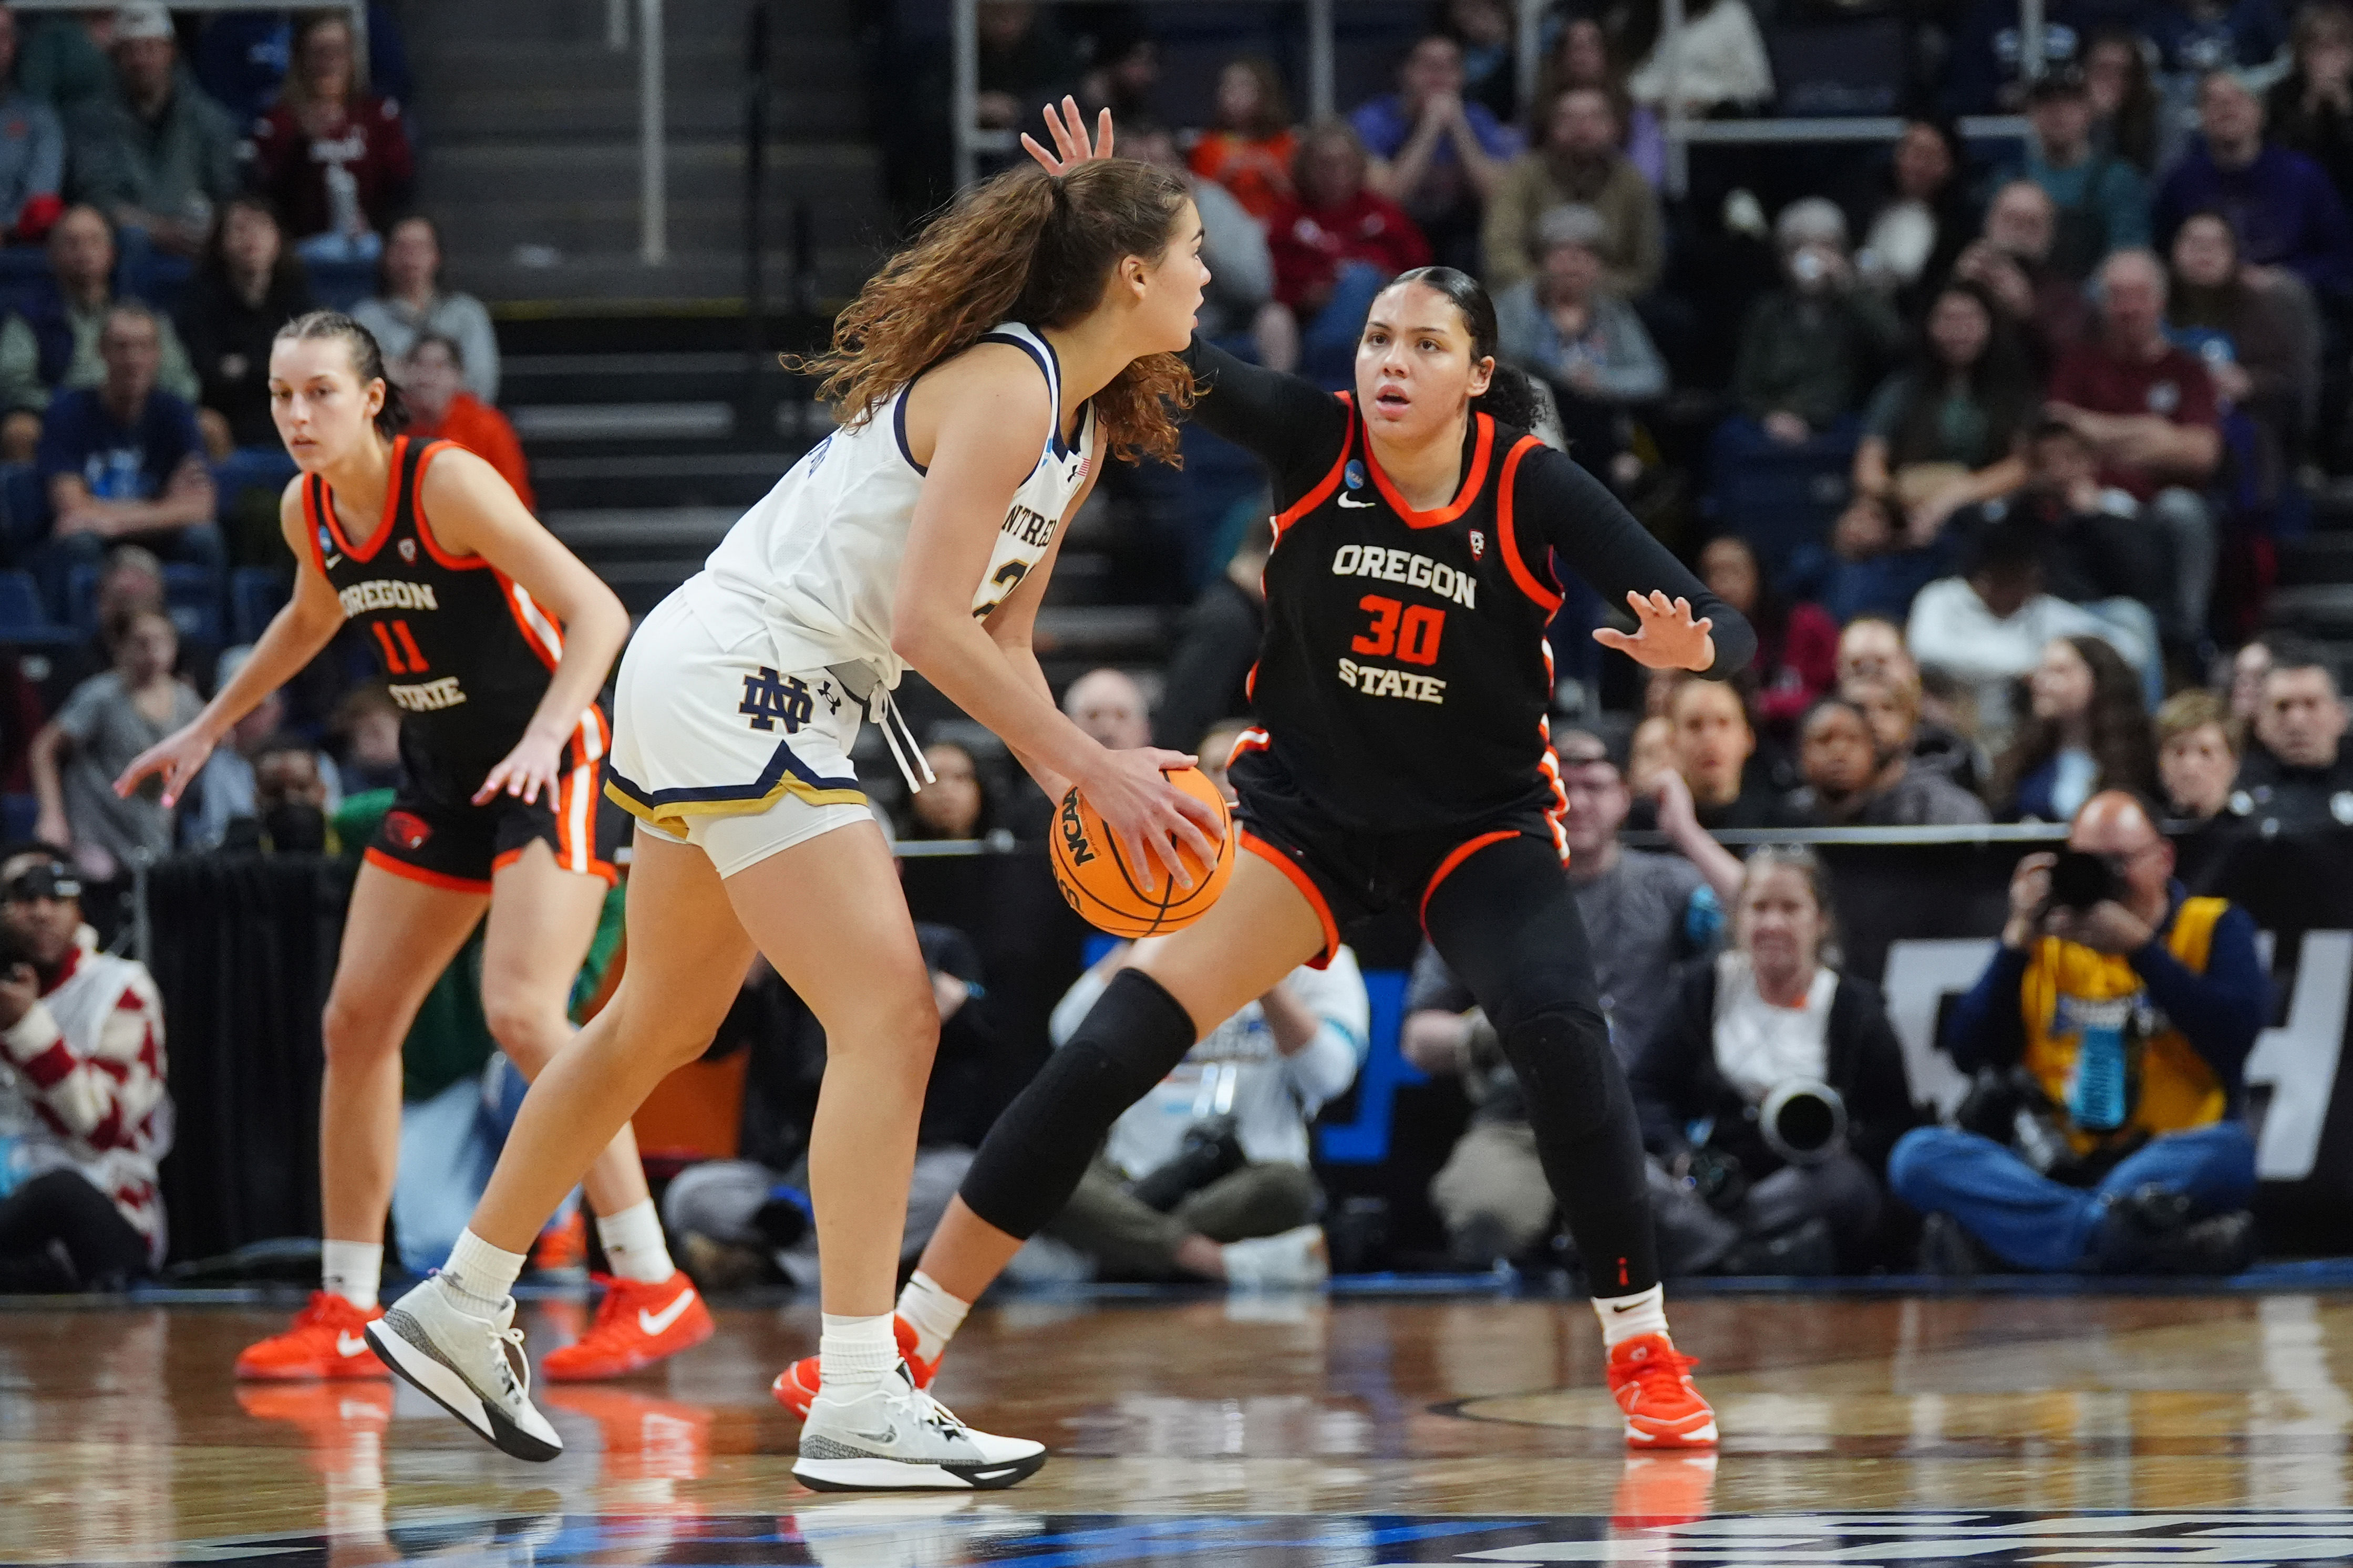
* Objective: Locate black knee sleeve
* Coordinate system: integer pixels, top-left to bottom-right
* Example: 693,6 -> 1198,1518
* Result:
1498,1008 -> 1660,1296
959,968 -> 1198,1240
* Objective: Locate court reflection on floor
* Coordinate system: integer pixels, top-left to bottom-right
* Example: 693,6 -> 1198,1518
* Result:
2,1291 -> 2351,1563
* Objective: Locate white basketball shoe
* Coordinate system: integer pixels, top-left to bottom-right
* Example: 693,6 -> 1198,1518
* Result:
793,1362 -> 1046,1491
365,1276 -> 563,1461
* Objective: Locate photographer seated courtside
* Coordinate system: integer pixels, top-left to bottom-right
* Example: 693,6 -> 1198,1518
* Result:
1889,790 -> 2268,1274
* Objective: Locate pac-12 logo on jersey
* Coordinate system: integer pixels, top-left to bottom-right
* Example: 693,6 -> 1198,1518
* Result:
1469,530 -> 1485,559
398,537 -> 417,563
739,666 -> 814,733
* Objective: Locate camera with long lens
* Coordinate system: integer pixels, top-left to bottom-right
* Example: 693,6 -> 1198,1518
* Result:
1758,1078 -> 1849,1166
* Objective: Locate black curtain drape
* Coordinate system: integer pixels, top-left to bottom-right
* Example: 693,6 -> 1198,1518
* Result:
149,853 -> 350,1263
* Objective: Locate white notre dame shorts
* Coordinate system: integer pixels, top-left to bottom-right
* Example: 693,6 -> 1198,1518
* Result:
604,589 -> 878,878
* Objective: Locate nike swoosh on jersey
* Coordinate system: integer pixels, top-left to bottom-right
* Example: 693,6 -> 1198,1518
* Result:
1337,494 -> 1376,508
638,1287 -> 699,1336
324,554 -> 344,568
335,1332 -> 371,1356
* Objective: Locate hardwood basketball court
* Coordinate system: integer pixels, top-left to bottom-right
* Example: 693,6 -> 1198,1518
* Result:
4,1287 -> 2350,1564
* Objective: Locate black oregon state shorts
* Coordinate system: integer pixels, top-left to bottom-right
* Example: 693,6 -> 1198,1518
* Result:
1227,743 -> 1565,966
364,717 -> 624,894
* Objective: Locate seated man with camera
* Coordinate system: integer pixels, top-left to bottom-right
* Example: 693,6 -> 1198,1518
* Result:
1889,790 -> 2267,1273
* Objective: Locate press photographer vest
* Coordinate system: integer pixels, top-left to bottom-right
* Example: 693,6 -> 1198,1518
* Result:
2019,896 -> 2230,1152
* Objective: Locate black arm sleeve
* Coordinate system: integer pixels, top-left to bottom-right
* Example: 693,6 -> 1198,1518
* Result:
1180,334 -> 1353,497
1509,444 -> 1758,682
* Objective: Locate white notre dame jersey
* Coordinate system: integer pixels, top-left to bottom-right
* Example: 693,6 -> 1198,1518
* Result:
684,320 -> 1098,684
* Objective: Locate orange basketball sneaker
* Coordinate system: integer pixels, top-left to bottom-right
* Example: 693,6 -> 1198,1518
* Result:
235,1292 -> 391,1380
540,1273 -> 714,1382
1606,1333 -> 1719,1449
771,1315 -> 934,1418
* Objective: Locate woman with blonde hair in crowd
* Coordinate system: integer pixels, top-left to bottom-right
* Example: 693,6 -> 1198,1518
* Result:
2155,687 -> 2241,822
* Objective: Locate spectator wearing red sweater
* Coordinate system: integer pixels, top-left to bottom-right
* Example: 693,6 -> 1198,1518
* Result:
246,12 -> 412,264
1699,534 -> 1839,734
1263,118 -> 1430,388
397,333 -> 533,513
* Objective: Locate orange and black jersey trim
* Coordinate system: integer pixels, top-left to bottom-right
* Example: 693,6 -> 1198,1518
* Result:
1181,335 -> 1752,836
303,434 -> 590,774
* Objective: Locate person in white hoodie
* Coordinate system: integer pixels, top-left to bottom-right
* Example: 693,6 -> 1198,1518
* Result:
1906,519 -> 2158,751
1037,939 -> 1367,1288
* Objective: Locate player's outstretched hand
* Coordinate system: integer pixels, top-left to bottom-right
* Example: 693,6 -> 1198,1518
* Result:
1592,589 -> 1716,673
1083,746 -> 1220,895
1023,96 -> 1114,175
474,729 -> 566,807
115,721 -> 220,809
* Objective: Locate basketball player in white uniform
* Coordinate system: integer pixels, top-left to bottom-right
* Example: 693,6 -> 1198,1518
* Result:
368,111 -> 1225,1491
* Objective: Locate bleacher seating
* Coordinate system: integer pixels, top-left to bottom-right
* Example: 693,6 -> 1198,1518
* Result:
0,569 -> 76,647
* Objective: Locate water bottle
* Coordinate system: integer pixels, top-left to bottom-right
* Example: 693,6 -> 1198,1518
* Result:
2069,1019 -> 2130,1131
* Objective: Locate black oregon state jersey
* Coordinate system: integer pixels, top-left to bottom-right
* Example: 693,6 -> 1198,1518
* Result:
1243,397 -> 1563,833
302,435 -> 567,766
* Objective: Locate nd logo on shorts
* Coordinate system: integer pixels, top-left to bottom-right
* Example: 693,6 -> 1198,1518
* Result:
738,666 -> 816,733
385,810 -> 433,849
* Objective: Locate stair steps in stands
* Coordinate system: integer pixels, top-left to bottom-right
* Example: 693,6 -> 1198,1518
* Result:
405,0 -> 889,306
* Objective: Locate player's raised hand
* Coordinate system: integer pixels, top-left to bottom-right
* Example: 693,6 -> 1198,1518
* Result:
473,726 -> 567,807
1082,746 -> 1220,895
1023,96 -> 1114,175
1593,589 -> 1717,673
115,721 -> 220,809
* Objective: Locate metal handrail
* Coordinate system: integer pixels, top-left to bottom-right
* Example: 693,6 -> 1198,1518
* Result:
602,0 -> 666,265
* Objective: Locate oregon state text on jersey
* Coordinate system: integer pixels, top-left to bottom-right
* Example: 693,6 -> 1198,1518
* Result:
304,435 -> 581,758
1244,399 -> 1565,834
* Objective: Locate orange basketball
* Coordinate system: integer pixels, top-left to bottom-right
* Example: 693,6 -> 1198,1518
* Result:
1049,766 -> 1235,938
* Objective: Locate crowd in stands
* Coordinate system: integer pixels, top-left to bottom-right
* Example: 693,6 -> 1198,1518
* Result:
0,2 -> 529,886
13,0 -> 2353,1294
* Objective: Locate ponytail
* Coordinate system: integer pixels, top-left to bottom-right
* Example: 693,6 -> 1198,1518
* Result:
1477,364 -> 1550,435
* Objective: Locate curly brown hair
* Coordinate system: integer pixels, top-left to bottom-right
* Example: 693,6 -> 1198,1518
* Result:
792,160 -> 1196,467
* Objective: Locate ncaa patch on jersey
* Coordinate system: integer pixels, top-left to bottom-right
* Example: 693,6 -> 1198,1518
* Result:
1344,459 -> 1366,490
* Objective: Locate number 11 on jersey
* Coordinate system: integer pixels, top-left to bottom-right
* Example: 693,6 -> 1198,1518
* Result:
371,619 -> 431,675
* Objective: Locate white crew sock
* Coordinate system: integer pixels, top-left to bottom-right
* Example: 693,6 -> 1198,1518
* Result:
594,1199 -> 675,1284
819,1312 -> 899,1397
895,1270 -> 969,1364
1595,1282 -> 1669,1348
441,1229 -> 527,1315
321,1240 -> 383,1311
